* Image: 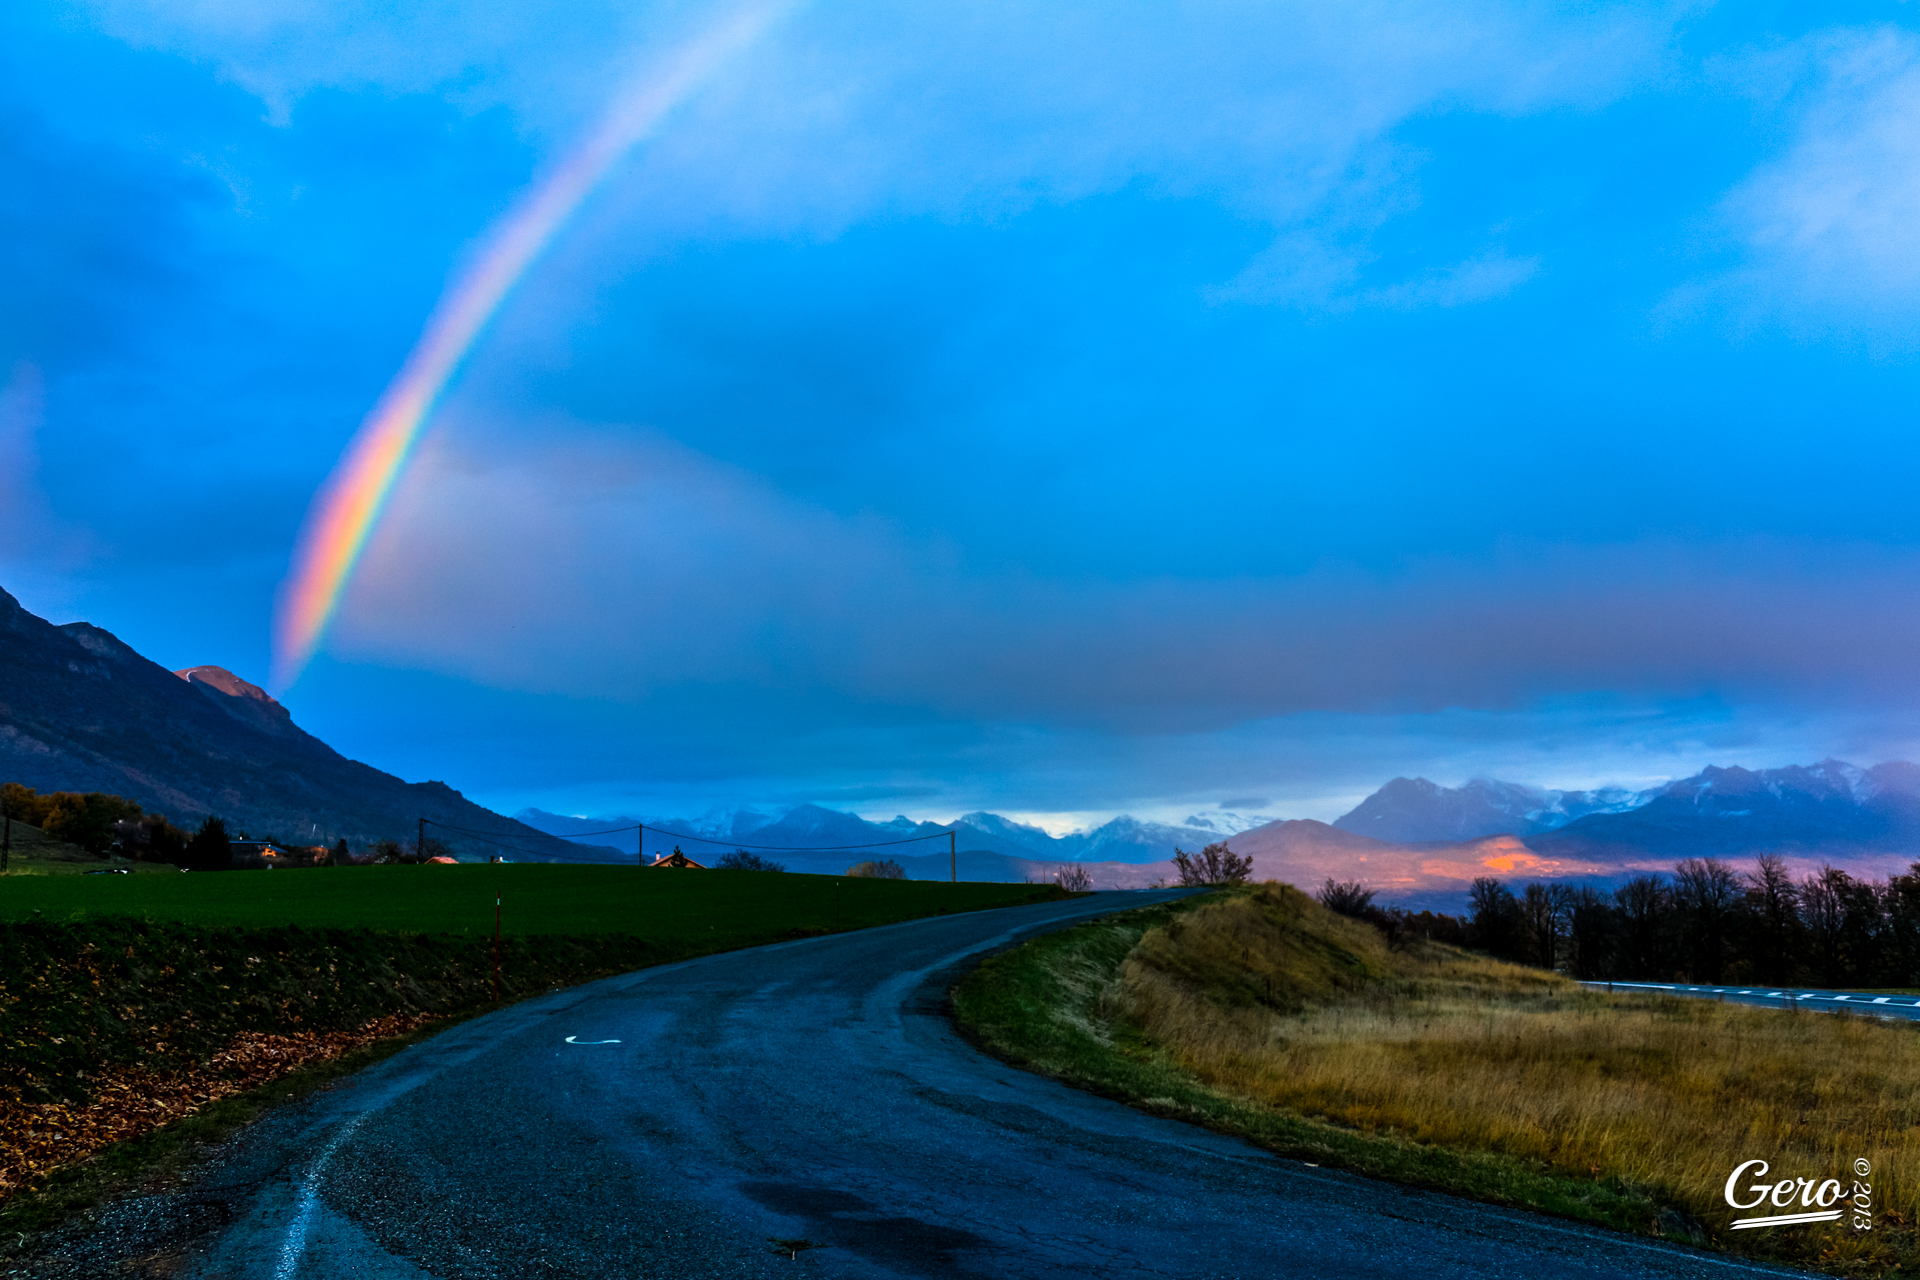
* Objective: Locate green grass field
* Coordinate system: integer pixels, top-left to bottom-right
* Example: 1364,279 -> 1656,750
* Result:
0,863 -> 1060,940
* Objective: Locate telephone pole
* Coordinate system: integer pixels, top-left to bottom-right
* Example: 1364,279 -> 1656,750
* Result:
2,803 -> 10,874
637,822 -> 645,867
950,829 -> 956,883
418,816 -> 426,861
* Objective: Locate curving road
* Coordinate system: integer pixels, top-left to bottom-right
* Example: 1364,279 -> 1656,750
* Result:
38,891 -> 1811,1279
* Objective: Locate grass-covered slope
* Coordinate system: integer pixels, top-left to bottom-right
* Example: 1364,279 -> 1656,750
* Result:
0,820 -> 173,875
955,884 -> 1919,1277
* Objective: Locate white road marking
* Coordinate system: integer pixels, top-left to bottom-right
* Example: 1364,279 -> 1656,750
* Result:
274,1114 -> 371,1280
1730,1210 -> 1842,1230
564,1036 -> 622,1044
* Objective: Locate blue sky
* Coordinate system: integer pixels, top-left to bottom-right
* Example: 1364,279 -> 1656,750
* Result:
6,0 -> 1920,829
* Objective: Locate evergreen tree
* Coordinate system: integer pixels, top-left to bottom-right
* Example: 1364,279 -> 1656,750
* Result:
185,816 -> 233,872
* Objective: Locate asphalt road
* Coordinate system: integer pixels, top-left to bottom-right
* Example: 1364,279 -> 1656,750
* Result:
31,891 -> 1813,1279
1584,980 -> 1920,1021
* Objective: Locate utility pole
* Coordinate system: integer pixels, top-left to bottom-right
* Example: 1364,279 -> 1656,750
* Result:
950,829 -> 956,884
637,822 -> 645,867
2,802 -> 10,874
418,817 -> 426,861
493,896 -> 501,1002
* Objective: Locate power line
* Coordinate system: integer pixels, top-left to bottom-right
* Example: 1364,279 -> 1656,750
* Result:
419,816 -> 962,861
419,818 -> 628,863
638,826 -> 957,853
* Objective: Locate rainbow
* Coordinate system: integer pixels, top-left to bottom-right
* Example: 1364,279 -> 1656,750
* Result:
273,4 -> 782,687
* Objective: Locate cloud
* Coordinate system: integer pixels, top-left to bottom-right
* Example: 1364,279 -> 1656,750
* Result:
1707,27 -> 1920,335
1365,251 -> 1541,309
335,415 -> 1920,738
1214,242 -> 1540,310
78,1 -> 1676,255
0,363 -> 91,569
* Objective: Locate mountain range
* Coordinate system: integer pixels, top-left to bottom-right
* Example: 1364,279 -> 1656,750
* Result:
0,587 -> 591,862
529,761 -> 1920,901
1341,762 -> 1920,864
8,584 -> 1920,895
515,804 -> 1246,880
1332,777 -> 1652,843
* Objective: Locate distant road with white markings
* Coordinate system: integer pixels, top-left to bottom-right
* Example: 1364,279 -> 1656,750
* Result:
1584,981 -> 1920,1021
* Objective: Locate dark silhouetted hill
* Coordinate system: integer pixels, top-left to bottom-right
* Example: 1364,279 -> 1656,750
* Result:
0,586 -> 598,862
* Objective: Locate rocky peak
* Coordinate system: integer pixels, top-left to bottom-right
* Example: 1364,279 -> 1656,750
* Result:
174,665 -> 281,707
173,665 -> 293,732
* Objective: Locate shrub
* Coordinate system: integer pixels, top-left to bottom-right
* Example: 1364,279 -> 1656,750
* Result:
1317,879 -> 1376,917
717,849 -> 786,872
846,859 -> 905,879
1171,842 -> 1252,886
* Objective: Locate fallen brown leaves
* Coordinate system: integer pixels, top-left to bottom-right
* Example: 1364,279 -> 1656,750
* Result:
0,1012 -> 437,1200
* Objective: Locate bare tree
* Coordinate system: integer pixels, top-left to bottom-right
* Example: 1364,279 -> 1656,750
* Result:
1744,854 -> 1801,984
1520,882 -> 1574,969
1171,842 -> 1253,886
1468,877 -> 1524,960
1673,857 -> 1741,981
1055,863 -> 1093,892
1566,886 -> 1615,979
1613,875 -> 1670,978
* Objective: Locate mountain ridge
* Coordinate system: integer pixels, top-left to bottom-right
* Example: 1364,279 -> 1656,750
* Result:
514,802 -> 1244,876
0,586 -> 592,862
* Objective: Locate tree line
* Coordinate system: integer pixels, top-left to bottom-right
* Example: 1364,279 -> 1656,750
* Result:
0,784 -> 457,871
1319,854 -> 1920,987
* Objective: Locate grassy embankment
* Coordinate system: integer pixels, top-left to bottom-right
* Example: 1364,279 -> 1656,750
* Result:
0,864 -> 1063,1235
954,884 -> 1920,1277
0,820 -> 175,876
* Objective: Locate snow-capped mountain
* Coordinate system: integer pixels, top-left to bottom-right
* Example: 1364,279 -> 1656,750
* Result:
1333,777 -> 1651,843
1531,759 -> 1920,862
516,803 -> 1233,876
518,757 -> 1920,883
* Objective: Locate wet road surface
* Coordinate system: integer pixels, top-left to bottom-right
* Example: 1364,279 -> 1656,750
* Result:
34,892 -> 1814,1279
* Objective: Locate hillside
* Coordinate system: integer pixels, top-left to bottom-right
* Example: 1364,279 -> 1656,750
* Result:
0,587 -> 592,862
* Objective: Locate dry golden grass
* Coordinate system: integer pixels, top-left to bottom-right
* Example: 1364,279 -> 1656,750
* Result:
1120,884 -> 1920,1271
